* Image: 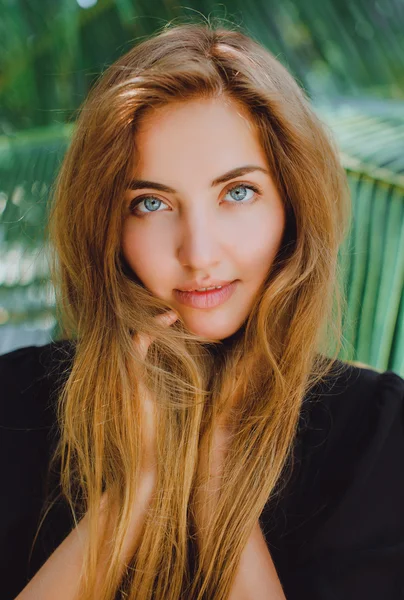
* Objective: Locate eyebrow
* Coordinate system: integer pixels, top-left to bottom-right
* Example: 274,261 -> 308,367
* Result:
127,165 -> 270,193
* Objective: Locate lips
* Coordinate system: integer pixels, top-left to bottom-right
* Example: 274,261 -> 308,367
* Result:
173,280 -> 238,309
175,280 -> 234,292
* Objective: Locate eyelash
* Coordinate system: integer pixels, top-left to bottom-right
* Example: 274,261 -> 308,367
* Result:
129,183 -> 262,217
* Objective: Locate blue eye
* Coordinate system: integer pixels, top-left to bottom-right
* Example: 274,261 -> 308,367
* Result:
131,196 -> 167,215
224,183 -> 260,204
129,183 -> 261,216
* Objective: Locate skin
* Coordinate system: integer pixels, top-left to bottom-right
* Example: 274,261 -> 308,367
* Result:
122,96 -> 286,341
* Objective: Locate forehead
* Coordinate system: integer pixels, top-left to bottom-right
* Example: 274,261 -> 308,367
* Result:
131,97 -> 268,184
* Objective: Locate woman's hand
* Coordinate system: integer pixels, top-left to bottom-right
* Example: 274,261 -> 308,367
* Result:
113,310 -> 179,560
228,522 -> 287,600
15,310 -> 179,600
196,407 -> 286,600
194,414 -> 235,559
133,310 -> 179,474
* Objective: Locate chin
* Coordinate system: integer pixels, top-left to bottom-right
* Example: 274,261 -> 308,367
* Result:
180,315 -> 244,343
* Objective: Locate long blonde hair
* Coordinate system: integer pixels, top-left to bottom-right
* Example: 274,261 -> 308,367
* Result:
43,19 -> 351,600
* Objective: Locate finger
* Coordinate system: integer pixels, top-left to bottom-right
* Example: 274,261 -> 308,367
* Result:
134,310 -> 178,360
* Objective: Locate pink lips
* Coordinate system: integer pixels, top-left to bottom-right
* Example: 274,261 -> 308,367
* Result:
173,281 -> 238,309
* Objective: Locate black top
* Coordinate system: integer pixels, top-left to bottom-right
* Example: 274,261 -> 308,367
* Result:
1,341 -> 404,600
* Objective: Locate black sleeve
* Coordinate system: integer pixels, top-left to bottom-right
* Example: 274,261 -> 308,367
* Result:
265,366 -> 404,600
0,345 -> 52,598
0,343 -> 74,600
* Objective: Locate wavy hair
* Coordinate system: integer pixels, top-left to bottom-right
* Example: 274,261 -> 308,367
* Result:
42,19 -> 351,600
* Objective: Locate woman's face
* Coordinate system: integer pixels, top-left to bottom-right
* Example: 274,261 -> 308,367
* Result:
122,96 -> 286,341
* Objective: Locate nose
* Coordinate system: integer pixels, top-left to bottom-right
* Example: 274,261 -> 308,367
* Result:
177,208 -> 222,271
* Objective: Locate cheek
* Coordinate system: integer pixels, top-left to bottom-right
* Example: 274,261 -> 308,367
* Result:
121,223 -> 165,282
236,206 -> 286,273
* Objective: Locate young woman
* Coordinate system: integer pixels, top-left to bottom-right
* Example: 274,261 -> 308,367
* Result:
1,21 -> 403,600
